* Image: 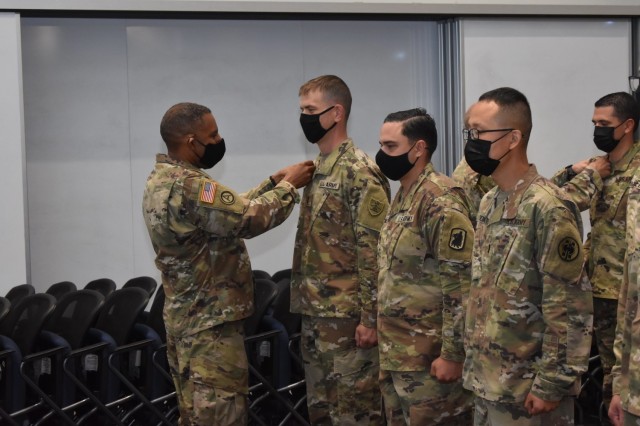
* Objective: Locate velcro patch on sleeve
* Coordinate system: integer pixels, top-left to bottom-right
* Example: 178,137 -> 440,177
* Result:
199,180 -> 217,205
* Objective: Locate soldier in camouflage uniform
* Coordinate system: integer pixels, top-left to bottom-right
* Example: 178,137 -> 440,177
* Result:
291,75 -> 390,425
609,173 -> 640,426
551,92 -> 640,406
375,108 -> 474,425
142,102 -> 314,425
461,88 -> 593,425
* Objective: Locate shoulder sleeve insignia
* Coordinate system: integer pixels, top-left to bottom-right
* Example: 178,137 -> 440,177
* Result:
558,237 -> 579,262
368,197 -> 385,217
199,180 -> 217,205
220,190 -> 235,205
449,228 -> 467,251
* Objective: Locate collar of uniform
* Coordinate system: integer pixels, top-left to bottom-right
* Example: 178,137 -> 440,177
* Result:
395,162 -> 435,210
612,141 -> 640,173
501,164 -> 539,219
156,153 -> 201,172
315,138 -> 353,176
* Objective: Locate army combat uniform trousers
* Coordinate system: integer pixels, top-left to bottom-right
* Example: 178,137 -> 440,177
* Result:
166,321 -> 248,426
473,397 -> 574,426
593,297 -> 618,403
300,315 -> 383,425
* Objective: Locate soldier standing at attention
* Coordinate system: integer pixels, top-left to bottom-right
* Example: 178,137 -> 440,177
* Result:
142,102 -> 314,425
375,108 -> 474,425
461,87 -> 593,425
608,174 -> 640,426
290,75 -> 390,425
551,92 -> 639,407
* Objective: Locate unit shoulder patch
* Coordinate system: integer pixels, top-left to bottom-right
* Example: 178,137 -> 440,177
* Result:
368,197 -> 386,217
220,190 -> 235,205
449,228 -> 467,251
558,236 -> 579,262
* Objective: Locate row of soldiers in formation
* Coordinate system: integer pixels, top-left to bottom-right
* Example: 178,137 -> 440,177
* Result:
142,74 -> 640,426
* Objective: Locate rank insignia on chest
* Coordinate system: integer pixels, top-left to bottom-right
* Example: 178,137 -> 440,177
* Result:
319,180 -> 340,190
449,228 -> 467,250
199,180 -> 217,204
395,214 -> 414,223
558,237 -> 579,262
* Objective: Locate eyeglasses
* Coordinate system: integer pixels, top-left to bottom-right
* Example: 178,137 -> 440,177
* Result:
629,76 -> 639,94
462,128 -> 514,143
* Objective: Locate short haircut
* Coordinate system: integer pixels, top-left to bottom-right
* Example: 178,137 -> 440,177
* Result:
595,92 -> 640,132
383,108 -> 437,154
479,87 -> 532,143
160,102 -> 211,145
299,75 -> 352,119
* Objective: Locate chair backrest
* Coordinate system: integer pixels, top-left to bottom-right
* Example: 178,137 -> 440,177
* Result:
271,268 -> 292,284
84,278 -> 116,298
5,293 -> 56,355
5,284 -> 35,305
123,276 -> 158,298
244,278 -> 278,336
95,287 -> 150,346
45,280 -> 77,301
252,269 -> 271,280
44,289 -> 105,349
0,297 -> 10,325
147,285 -> 166,343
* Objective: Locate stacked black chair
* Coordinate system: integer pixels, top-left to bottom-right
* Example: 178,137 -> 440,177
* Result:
45,281 -> 77,302
270,269 -> 292,285
0,293 -> 56,421
19,289 -> 105,421
252,269 -> 272,281
5,284 -> 35,305
84,278 -> 116,299
123,276 -> 158,298
245,278 -> 309,426
0,297 -> 11,325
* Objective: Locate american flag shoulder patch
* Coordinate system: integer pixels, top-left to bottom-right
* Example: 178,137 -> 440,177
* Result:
199,180 -> 217,204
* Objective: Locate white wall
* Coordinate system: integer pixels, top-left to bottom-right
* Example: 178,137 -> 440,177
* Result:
21,18 -> 441,289
0,13 -> 28,291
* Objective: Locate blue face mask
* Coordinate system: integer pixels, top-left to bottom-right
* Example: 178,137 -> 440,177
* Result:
299,106 -> 336,143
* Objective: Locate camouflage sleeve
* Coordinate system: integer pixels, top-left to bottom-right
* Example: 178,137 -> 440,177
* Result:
351,169 -> 390,328
552,167 -> 602,212
428,200 -> 474,363
611,255 -> 629,396
240,177 -> 275,200
531,205 -> 593,401
181,176 -> 299,239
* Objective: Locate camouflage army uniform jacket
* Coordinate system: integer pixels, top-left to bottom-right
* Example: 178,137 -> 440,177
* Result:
463,165 -> 593,403
377,163 -> 474,372
291,139 -> 390,327
611,173 -> 640,415
552,142 -> 640,300
143,154 -> 299,338
451,158 -> 495,226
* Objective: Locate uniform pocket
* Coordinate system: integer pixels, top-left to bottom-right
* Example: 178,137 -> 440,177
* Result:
491,227 -> 524,296
334,346 -> 381,418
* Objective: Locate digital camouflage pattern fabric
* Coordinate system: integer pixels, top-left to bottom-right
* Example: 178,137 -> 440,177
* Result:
377,163 -> 474,425
143,154 -> 299,338
473,394 -> 575,426
463,165 -> 593,404
611,171 -> 640,416
291,139 -> 390,326
451,157 -> 495,226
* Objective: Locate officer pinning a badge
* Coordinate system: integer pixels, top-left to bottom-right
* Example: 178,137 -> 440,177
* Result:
375,108 -> 475,425
142,102 -> 314,425
461,88 -> 593,426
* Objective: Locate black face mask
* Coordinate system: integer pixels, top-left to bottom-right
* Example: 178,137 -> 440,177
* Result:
375,144 -> 418,181
593,122 -> 625,153
194,138 -> 226,169
300,106 -> 337,143
464,132 -> 511,177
